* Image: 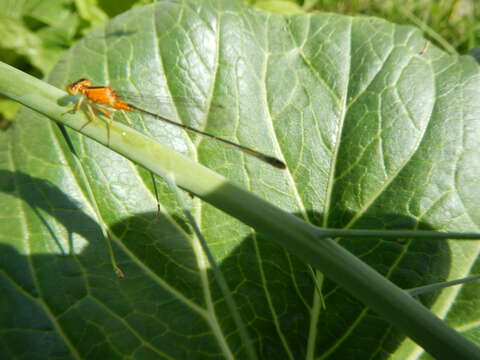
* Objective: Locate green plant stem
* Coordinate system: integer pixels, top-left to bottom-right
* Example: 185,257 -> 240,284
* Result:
407,275 -> 480,297
320,228 -> 480,240
400,7 -> 457,55
1,61 -> 480,358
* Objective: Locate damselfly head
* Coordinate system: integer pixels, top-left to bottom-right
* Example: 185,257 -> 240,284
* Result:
67,78 -> 91,95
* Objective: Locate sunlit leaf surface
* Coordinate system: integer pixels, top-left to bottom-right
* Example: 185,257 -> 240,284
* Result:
1,0 -> 480,358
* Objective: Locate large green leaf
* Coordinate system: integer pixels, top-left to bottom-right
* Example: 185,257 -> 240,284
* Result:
1,0 -> 480,358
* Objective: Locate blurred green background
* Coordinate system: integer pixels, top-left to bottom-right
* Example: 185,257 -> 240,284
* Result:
1,0 -> 478,128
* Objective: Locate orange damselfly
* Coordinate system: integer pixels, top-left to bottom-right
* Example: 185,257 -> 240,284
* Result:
66,78 -> 286,169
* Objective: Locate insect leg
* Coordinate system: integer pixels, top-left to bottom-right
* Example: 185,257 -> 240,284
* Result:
79,102 -> 96,131
92,104 -> 114,146
63,95 -> 85,116
120,110 -> 133,125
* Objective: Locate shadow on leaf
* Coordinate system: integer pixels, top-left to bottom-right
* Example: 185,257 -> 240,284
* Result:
0,170 -> 451,359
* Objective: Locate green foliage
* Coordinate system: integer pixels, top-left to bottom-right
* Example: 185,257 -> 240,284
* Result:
0,0 -> 149,122
299,0 -> 479,53
1,0 -> 480,359
1,0 -> 478,123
